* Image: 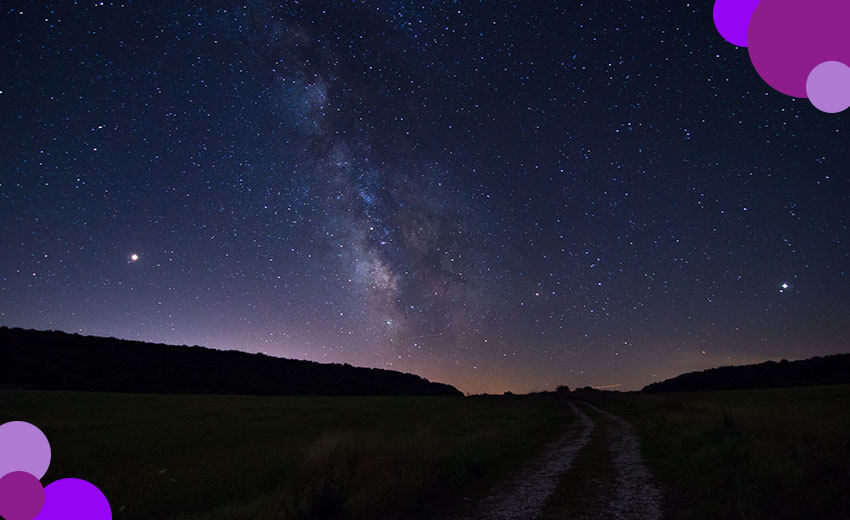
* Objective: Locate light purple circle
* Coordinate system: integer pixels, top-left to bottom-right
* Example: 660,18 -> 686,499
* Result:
0,422 -> 51,479
748,0 -> 850,98
713,0 -> 762,47
0,472 -> 45,520
807,61 -> 850,113
33,479 -> 112,520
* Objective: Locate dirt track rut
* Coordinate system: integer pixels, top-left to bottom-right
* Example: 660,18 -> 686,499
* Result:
582,403 -> 663,520
462,402 -> 594,520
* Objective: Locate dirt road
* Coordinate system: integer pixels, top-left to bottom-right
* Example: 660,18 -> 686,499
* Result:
581,403 -> 663,520
463,401 -> 662,520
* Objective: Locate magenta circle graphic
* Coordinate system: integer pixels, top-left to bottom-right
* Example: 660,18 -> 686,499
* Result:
748,0 -> 850,98
0,422 -> 52,480
713,0 -> 762,47
33,479 -> 112,520
807,61 -> 850,113
0,472 -> 46,520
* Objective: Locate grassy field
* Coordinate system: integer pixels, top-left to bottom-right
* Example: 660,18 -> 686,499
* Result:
1,390 -> 572,520
4,385 -> 849,519
588,384 -> 850,520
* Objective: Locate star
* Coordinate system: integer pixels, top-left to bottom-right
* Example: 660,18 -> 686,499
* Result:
130,254 -> 139,262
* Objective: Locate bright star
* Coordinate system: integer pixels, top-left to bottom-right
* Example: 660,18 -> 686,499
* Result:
130,253 -> 139,262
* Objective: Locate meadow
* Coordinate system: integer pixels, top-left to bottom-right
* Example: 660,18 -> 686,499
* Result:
1,390 -> 572,520
589,384 -> 850,520
3,385 -> 849,519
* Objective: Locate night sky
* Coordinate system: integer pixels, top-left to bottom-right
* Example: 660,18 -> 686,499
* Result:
2,1 -> 848,394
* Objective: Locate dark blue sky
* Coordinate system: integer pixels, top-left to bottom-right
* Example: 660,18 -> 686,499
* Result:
1,1 -> 848,393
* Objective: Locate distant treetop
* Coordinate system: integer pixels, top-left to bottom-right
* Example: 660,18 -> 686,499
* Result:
642,354 -> 850,393
0,326 -> 462,397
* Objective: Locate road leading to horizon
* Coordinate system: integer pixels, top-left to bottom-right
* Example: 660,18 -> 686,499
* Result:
464,401 -> 663,520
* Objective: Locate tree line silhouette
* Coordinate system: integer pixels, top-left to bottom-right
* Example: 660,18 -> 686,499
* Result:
642,354 -> 850,392
0,327 -> 462,396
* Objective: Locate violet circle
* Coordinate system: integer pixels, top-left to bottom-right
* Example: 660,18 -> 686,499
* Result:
33,479 -> 112,520
713,0 -> 762,47
0,471 -> 45,520
0,421 -> 51,480
807,61 -> 850,113
748,0 -> 850,98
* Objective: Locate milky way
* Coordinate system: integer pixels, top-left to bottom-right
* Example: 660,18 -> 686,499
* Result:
1,2 -> 848,393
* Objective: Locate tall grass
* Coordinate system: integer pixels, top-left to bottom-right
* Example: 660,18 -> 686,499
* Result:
592,385 -> 850,520
1,391 -> 572,519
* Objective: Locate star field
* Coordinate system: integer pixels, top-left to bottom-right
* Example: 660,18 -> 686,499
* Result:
1,1 -> 848,393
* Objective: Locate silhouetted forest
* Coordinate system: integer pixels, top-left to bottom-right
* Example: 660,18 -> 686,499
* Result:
0,327 -> 462,396
642,354 -> 850,392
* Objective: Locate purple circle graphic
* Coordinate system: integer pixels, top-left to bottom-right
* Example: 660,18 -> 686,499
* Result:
0,472 -> 45,520
807,61 -> 850,113
713,0 -> 762,47
0,422 -> 52,480
748,0 -> 850,98
33,479 -> 112,520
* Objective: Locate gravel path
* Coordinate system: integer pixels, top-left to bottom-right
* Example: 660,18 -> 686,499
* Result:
461,402 -> 595,520
582,402 -> 663,520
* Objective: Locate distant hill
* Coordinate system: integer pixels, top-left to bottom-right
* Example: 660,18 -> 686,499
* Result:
0,327 -> 462,396
642,353 -> 850,393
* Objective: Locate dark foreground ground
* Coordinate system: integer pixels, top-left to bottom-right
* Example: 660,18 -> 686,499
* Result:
1,390 -> 571,519
2,385 -> 849,519
598,385 -> 850,520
